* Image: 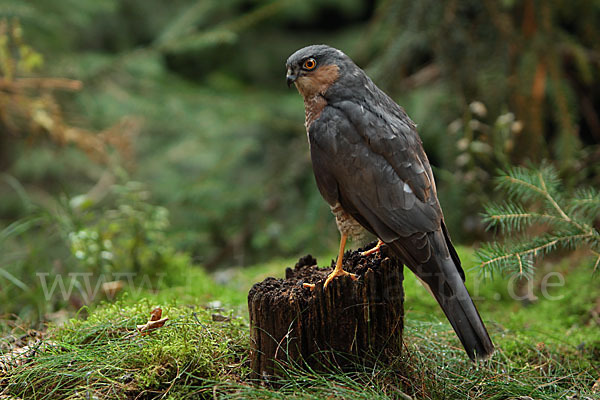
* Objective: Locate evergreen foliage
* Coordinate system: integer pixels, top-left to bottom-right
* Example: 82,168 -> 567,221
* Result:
1,0 -> 600,320
1,3 -> 599,395
1,0 -> 373,268
361,0 -> 600,238
2,0 -> 600,265
475,164 -> 600,278
364,0 -> 600,163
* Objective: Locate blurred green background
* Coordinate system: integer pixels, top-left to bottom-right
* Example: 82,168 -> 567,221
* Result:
1,0 -> 599,321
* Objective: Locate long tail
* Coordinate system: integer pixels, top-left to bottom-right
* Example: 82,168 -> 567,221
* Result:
388,238 -> 494,361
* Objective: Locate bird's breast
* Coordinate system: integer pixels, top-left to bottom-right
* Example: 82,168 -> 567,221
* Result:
303,94 -> 328,130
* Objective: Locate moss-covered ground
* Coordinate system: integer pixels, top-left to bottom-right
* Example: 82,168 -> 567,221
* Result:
1,247 -> 598,399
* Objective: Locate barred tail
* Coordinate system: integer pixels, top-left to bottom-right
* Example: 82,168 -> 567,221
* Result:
388,239 -> 494,360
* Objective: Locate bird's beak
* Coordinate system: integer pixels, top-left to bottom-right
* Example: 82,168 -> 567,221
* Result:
286,67 -> 297,88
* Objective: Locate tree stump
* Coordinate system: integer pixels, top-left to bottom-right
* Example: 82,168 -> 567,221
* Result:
248,244 -> 404,380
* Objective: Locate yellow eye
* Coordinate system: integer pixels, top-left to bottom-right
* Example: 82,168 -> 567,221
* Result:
303,58 -> 317,70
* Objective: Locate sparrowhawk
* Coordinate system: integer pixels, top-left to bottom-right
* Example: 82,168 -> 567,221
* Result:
286,44 -> 494,361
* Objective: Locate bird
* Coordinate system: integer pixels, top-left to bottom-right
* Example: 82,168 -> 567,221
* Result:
285,44 -> 494,361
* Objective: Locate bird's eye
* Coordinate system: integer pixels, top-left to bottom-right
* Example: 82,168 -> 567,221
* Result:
303,58 -> 317,70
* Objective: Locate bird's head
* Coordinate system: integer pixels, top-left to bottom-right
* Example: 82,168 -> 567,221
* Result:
285,45 -> 353,98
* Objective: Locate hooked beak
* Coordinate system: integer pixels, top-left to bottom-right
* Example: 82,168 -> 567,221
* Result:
286,67 -> 297,88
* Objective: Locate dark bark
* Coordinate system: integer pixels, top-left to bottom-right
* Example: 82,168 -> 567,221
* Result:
248,244 -> 404,380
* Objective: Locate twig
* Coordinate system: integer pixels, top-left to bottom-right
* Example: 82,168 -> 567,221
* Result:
479,233 -> 593,270
489,213 -> 563,223
537,171 -> 590,233
592,251 -> 600,273
505,175 -> 547,197
0,77 -> 83,91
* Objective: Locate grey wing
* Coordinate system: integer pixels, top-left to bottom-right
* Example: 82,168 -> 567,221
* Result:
309,102 -> 462,275
310,99 -> 494,360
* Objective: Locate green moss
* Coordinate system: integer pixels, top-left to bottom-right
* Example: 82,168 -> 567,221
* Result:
2,299 -> 248,399
2,248 -> 598,399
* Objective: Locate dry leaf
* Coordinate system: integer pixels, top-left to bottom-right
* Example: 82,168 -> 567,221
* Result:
136,307 -> 168,334
149,307 -> 162,321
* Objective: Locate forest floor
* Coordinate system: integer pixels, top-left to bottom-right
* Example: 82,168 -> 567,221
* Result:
0,247 -> 598,399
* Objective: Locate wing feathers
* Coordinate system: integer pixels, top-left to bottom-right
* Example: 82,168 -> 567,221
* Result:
303,64 -> 492,361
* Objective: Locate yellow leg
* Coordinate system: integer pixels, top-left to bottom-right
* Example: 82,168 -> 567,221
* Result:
361,239 -> 384,256
323,234 -> 357,288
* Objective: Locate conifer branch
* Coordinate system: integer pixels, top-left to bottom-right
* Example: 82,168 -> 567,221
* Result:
476,164 -> 600,277
537,171 -> 569,222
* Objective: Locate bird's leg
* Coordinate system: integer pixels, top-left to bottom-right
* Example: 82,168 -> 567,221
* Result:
301,234 -> 358,290
361,239 -> 385,257
323,233 -> 357,289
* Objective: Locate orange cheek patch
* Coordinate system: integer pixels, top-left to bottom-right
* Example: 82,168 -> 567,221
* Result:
295,65 -> 340,98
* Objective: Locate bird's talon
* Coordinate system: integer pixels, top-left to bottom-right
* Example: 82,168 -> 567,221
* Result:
361,239 -> 384,257
360,248 -> 378,256
323,270 -> 357,289
302,282 -> 316,290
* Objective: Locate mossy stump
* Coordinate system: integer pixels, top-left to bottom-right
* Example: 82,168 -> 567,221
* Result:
248,244 -> 404,380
